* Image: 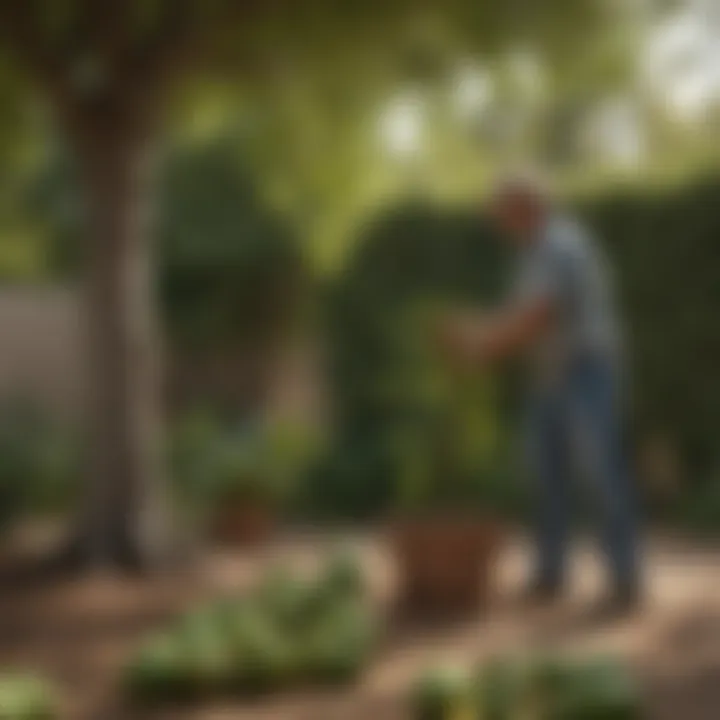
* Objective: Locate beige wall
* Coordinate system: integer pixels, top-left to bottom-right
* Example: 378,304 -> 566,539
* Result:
0,286 -> 84,417
0,287 -> 325,425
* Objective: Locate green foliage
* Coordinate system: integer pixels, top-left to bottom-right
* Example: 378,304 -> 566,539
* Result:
169,410 -> 221,500
388,300 -> 504,514
309,200 -> 517,519
411,665 -> 472,720
225,603 -> 299,693
170,413 -> 316,512
318,175 -> 720,524
474,657 -> 527,720
201,432 -> 286,505
0,673 -> 56,720
319,544 -> 367,600
539,658 -> 640,720
303,597 -> 376,684
125,547 -> 377,702
158,132 -> 307,354
0,400 -> 80,534
255,565 -> 321,633
412,654 -> 640,720
1,0 -> 641,278
506,655 -> 642,720
125,633 -> 201,701
2,0 -> 718,530
15,142 -> 82,277
19,130 -> 308,364
578,175 -> 720,483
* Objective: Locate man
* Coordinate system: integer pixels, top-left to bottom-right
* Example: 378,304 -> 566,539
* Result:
440,174 -> 640,614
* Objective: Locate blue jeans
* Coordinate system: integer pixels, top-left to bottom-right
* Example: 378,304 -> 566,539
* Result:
526,354 -> 639,590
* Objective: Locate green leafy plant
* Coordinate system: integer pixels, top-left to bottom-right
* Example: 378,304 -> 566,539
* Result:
411,665 -> 472,720
171,414 -> 321,513
125,547 -> 377,703
0,673 -> 56,720
0,400 -> 80,535
412,654 -> 641,720
205,436 -> 286,506
388,301 -> 505,515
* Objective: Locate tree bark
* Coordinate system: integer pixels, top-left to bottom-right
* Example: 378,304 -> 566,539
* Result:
70,119 -> 174,572
0,1 -> 202,575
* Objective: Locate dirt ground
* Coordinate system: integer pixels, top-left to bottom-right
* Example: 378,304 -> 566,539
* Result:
1,530 -> 720,720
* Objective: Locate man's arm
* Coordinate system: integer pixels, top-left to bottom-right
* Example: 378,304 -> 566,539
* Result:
481,230 -> 571,362
477,295 -> 555,361
437,295 -> 554,366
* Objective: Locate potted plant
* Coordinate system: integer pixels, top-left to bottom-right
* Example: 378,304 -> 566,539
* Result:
207,419 -> 323,546
386,303 -> 505,619
207,436 -> 283,546
208,420 -> 304,545
171,416 -> 286,547
173,411 -> 321,547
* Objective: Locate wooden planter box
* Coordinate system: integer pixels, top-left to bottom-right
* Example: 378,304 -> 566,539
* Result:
211,500 -> 276,547
390,516 -> 502,620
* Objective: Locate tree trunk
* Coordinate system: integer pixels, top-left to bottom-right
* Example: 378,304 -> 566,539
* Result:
71,122 -> 174,571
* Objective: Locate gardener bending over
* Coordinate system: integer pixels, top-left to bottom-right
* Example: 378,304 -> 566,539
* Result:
439,174 -> 640,615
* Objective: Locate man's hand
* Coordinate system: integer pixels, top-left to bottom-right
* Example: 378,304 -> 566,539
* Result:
435,312 -> 488,368
452,297 -> 555,365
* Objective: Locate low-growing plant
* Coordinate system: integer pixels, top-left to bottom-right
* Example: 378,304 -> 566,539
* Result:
0,672 -> 57,720
125,546 -> 377,703
411,665 -> 472,720
412,653 -> 641,720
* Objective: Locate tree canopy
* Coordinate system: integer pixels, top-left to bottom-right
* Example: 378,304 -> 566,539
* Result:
0,0 -> 645,270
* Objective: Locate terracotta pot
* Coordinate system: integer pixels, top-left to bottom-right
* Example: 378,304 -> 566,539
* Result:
211,501 -> 276,547
390,515 -> 502,619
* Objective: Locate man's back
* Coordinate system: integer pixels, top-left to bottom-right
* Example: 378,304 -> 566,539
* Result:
514,213 -> 620,387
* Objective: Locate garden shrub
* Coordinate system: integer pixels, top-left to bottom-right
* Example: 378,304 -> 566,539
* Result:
0,399 -> 80,535
318,175 -> 720,524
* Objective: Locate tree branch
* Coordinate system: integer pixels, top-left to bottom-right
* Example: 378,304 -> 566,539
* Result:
130,0 -> 199,96
0,0 -> 277,148
77,0 -> 135,77
0,0 -> 71,100
0,0 -> 93,146
134,0 -> 271,99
